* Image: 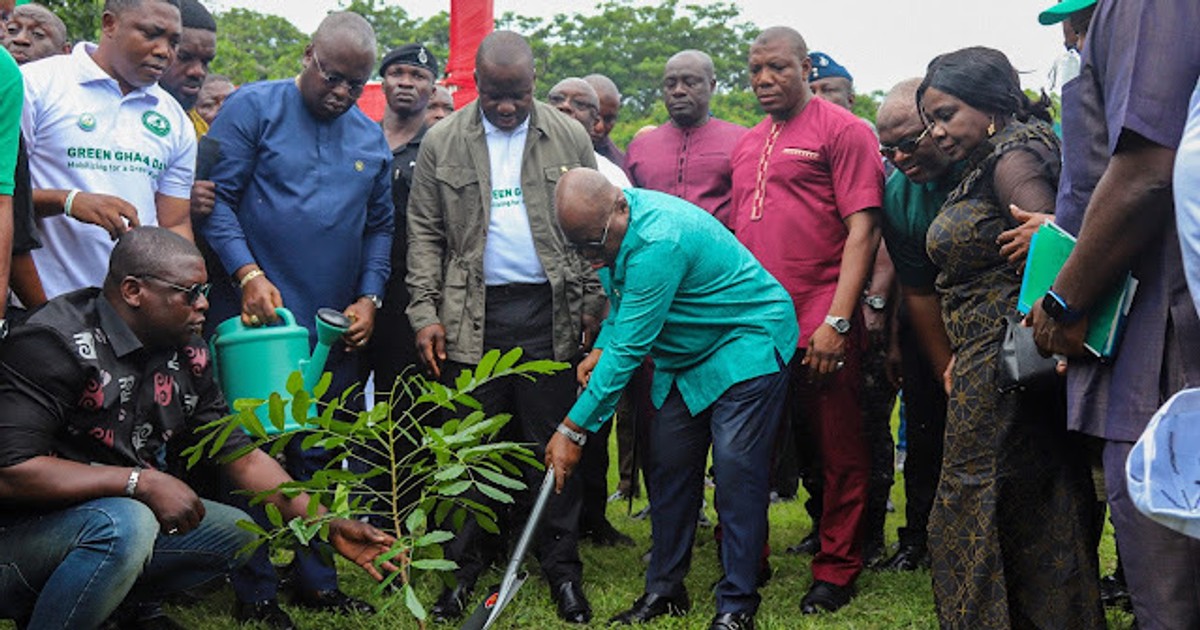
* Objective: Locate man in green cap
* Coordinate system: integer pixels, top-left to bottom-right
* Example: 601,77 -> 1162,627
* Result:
1039,0 -> 1097,52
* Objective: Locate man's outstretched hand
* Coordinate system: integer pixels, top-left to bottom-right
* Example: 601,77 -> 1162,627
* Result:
329,518 -> 401,582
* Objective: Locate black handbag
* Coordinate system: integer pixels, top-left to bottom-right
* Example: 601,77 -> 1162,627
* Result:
998,314 -> 1060,393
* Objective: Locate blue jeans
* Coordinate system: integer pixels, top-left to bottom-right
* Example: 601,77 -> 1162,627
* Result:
0,497 -> 254,629
644,355 -> 790,615
228,436 -> 339,601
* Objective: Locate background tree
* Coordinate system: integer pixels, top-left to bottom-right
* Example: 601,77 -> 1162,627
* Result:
36,0 -> 101,43
503,0 -> 757,117
338,0 -> 450,75
210,8 -> 307,85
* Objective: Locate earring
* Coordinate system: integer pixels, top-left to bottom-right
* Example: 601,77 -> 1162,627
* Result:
987,117 -> 996,137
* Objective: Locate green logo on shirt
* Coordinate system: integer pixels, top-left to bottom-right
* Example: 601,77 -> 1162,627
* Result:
77,113 -> 97,132
142,111 -> 171,138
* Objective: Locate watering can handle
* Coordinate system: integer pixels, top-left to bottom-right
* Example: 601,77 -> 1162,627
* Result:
272,307 -> 296,328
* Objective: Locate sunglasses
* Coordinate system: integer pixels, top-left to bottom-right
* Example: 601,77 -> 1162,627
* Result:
138,274 -> 211,305
312,51 -> 367,96
569,198 -> 621,253
879,123 -> 933,159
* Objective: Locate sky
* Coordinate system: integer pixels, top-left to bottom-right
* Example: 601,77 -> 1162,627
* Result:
210,0 -> 1070,94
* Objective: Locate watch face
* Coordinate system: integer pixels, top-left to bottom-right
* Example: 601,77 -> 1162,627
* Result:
826,316 -> 850,334
1041,293 -> 1065,320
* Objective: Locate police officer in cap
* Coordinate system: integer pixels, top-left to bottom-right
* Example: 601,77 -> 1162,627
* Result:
364,43 -> 441,401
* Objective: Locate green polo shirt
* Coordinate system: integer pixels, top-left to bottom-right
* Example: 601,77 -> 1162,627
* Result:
568,188 -> 798,431
0,49 -> 21,196
880,168 -> 958,289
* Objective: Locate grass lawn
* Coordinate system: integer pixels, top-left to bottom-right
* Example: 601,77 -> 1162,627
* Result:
3,406 -> 1139,629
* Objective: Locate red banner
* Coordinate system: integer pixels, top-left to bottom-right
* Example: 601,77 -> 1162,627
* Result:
445,0 -> 494,108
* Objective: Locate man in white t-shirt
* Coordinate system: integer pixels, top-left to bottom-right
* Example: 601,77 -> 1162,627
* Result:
20,0 -> 195,299
406,31 -> 603,625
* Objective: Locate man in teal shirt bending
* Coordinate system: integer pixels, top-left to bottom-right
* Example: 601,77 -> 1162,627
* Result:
547,168 -> 797,630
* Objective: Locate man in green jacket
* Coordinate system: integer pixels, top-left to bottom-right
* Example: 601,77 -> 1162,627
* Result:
405,30 -> 604,624
548,168 -> 797,630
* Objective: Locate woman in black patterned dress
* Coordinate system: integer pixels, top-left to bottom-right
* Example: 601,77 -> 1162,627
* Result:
919,47 -> 1103,630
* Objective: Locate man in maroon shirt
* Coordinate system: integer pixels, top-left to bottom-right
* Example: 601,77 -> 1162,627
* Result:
626,49 -> 747,228
730,26 -> 883,614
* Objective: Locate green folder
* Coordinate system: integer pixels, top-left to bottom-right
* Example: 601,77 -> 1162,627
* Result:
1017,222 -> 1138,358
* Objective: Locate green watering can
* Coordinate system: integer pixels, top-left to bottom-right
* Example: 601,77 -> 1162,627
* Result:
211,307 -> 351,434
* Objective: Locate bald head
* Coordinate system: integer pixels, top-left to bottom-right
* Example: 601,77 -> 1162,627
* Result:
753,26 -> 807,61
312,11 -> 376,56
877,78 -> 950,184
556,168 -> 621,234
105,227 -> 202,292
549,77 -> 600,130
5,3 -> 70,64
476,30 -> 534,71
583,74 -> 621,144
875,78 -> 923,133
551,77 -> 598,101
584,73 -> 620,102
667,50 -> 714,81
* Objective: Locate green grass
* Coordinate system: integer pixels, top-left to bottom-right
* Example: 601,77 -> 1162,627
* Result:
2,404 -> 1138,629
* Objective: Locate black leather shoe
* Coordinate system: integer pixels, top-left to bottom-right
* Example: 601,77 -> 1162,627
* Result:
880,544 -> 929,571
104,603 -> 188,630
430,583 -> 472,622
709,611 -> 755,629
1100,573 -> 1131,610
800,580 -> 855,614
861,540 -> 886,569
785,532 -> 820,555
234,599 -> 297,630
609,591 -> 690,624
582,521 -> 635,547
293,589 -> 375,615
552,581 -> 592,624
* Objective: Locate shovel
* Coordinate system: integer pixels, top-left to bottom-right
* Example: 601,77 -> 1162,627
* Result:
459,466 -> 556,630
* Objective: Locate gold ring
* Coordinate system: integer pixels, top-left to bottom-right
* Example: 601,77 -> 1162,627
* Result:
249,314 -> 260,325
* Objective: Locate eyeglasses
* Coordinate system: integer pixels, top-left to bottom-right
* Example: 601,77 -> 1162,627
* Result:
569,198 -> 621,253
879,123 -> 933,159
311,51 -> 367,96
138,274 -> 211,305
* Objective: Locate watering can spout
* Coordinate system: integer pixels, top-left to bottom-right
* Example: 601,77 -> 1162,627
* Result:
303,308 -> 352,389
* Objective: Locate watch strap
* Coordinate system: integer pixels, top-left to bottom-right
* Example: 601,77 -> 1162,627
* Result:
555,423 -> 587,447
823,315 -> 851,334
1043,289 -> 1084,324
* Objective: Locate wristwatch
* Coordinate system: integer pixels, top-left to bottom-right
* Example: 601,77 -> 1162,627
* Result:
864,295 -> 887,311
556,423 -> 588,447
1041,288 -> 1084,324
824,315 -> 851,335
360,294 -> 383,309
0,318 -> 8,340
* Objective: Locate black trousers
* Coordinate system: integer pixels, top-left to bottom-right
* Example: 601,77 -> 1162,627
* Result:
896,312 -> 946,549
578,419 -> 613,532
440,283 -> 583,587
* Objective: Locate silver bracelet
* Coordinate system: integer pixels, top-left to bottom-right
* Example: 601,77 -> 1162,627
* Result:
124,466 -> 142,497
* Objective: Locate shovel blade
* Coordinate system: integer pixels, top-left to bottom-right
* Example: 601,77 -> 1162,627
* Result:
459,572 -> 527,630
